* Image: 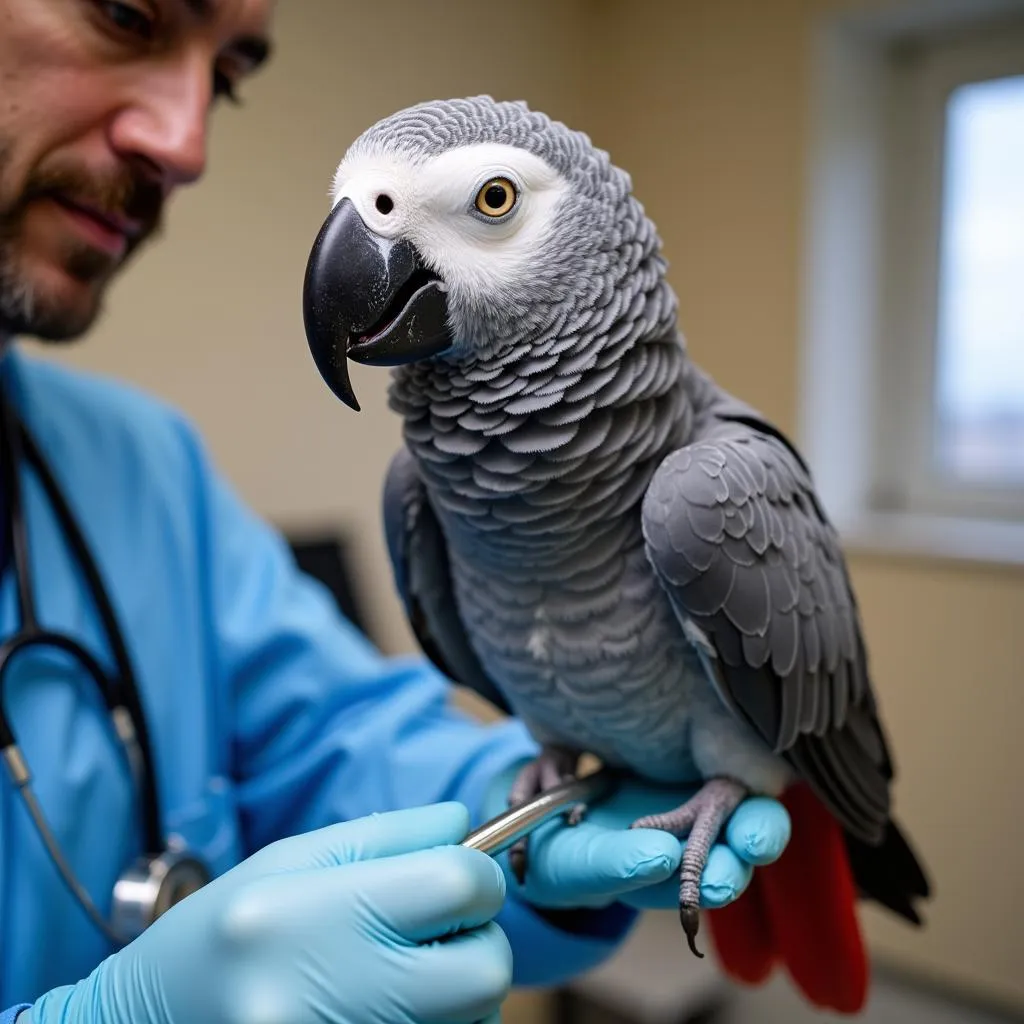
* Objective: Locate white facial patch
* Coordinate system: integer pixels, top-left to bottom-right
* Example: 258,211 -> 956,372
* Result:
330,141 -> 571,305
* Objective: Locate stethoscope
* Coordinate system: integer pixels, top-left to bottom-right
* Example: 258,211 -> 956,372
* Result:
0,388 -> 210,948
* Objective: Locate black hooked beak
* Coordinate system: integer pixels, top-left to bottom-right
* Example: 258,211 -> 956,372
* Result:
302,197 -> 452,411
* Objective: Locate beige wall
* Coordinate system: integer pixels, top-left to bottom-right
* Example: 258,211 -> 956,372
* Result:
34,0 -> 1023,1015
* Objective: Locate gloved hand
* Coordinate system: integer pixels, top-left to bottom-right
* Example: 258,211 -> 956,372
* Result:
27,804 -> 511,1024
483,762 -> 791,912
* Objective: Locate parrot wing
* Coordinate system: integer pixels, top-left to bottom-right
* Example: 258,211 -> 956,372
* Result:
382,444 -> 513,716
641,367 -> 895,848
649,369 -> 931,1007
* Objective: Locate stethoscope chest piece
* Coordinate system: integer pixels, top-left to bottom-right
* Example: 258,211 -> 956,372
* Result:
111,847 -> 212,944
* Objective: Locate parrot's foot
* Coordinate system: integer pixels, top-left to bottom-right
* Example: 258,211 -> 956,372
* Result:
507,745 -> 583,885
630,776 -> 747,958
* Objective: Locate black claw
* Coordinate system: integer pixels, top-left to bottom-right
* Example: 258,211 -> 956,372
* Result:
680,905 -> 704,958
509,841 -> 528,886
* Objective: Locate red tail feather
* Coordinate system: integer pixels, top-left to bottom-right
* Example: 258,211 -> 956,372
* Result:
703,868 -> 776,985
707,783 -> 870,1014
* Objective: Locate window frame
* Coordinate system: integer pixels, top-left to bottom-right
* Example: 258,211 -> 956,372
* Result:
797,1 -> 1024,568
873,20 -> 1024,524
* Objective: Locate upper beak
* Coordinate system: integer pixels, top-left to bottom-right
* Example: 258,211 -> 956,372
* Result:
301,197 -> 452,411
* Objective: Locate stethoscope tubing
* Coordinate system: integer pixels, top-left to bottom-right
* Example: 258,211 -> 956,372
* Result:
0,387 -> 169,944
0,393 -> 163,855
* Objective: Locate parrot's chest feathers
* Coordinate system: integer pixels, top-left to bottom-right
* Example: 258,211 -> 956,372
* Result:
390,332 -> 762,781
441,522 -> 786,789
454,533 -> 717,782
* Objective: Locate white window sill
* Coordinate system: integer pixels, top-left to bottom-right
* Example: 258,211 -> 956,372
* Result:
835,511 -> 1024,571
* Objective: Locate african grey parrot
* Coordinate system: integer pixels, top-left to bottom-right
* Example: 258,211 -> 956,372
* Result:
300,96 -> 930,1014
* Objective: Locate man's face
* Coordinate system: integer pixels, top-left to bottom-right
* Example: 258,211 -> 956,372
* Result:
0,0 -> 273,342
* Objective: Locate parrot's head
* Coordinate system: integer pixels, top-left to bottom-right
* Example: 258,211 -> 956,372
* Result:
301,95 -> 663,410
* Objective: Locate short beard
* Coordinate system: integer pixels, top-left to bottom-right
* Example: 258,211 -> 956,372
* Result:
0,138 -> 163,343
0,225 -> 120,342
0,231 -> 38,334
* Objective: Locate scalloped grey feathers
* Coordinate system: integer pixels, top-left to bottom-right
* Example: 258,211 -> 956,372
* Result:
641,364 -> 893,844
367,96 -> 925,911
382,445 -> 512,716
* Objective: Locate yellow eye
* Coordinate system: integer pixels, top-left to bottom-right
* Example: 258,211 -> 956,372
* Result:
475,178 -> 517,217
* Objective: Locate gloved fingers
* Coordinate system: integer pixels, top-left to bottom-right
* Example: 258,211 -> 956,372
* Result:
511,817 -> 681,907
340,845 -> 507,943
725,796 -> 791,866
616,842 -> 754,910
212,845 -> 505,967
614,871 -> 680,910
400,921 -> 512,1023
692,841 -> 754,908
241,802 -> 471,875
615,796 -> 791,909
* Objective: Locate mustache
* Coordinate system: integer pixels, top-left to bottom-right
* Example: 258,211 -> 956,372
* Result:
21,160 -> 164,234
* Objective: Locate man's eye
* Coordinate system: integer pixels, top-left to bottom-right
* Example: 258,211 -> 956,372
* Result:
98,1 -> 155,39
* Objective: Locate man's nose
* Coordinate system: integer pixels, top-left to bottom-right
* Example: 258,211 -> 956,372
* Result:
108,59 -> 212,189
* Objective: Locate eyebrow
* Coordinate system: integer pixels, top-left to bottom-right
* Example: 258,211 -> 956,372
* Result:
178,0 -> 273,69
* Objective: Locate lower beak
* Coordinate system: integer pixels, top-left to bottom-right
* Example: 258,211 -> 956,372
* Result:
301,197 -> 452,411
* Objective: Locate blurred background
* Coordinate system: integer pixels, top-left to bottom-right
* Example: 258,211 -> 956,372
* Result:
31,0 -> 1024,1021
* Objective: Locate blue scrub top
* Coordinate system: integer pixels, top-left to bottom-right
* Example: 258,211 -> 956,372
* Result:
0,345 -> 630,1011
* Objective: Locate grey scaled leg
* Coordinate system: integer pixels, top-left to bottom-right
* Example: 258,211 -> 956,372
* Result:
507,745 -> 585,884
630,777 -> 747,958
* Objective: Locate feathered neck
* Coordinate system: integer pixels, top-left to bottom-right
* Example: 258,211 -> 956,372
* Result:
386,271 -> 694,574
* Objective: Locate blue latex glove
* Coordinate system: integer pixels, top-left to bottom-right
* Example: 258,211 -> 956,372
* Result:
27,804 -> 510,1024
484,762 -> 791,912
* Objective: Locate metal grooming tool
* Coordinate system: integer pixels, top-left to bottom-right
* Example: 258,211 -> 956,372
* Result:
461,766 -> 620,857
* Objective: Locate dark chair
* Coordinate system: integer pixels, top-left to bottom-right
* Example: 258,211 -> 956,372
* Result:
285,528 -> 374,642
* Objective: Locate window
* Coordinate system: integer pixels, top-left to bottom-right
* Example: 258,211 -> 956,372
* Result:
877,20 -> 1024,523
799,4 -> 1024,564
933,75 -> 1024,490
